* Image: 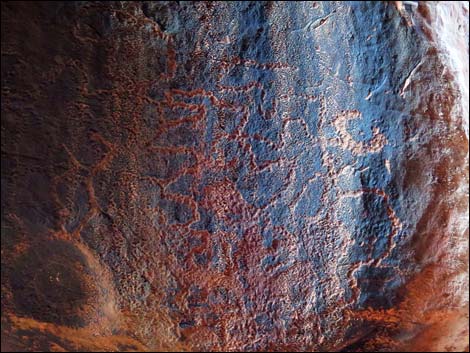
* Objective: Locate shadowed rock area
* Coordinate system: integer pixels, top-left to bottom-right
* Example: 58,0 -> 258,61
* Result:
1,1 -> 468,351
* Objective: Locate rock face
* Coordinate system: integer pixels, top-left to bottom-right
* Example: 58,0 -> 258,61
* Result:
1,1 -> 468,351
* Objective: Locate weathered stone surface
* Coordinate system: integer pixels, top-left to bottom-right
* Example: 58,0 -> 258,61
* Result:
1,1 -> 468,351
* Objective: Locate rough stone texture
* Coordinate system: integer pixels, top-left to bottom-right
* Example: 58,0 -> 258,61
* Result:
1,1 -> 468,352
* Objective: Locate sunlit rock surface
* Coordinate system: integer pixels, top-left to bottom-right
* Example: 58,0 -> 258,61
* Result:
1,1 -> 468,351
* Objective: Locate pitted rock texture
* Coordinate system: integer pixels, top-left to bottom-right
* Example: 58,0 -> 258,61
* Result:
1,1 -> 468,352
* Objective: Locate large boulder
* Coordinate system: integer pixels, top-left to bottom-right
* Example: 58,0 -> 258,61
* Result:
1,1 -> 468,351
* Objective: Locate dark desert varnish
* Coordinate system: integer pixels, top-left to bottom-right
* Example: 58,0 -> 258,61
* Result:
1,1 -> 468,352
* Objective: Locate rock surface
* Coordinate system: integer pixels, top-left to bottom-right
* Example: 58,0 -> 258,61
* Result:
1,1 -> 468,351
